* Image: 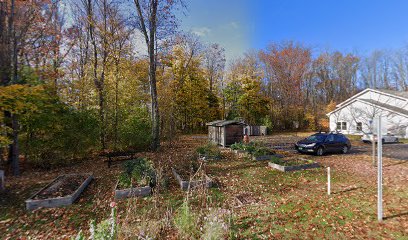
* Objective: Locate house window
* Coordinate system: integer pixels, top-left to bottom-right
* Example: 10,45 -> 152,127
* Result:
341,122 -> 347,130
336,122 -> 341,130
356,122 -> 362,131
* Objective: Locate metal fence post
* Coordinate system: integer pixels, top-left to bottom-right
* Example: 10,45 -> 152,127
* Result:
377,116 -> 383,222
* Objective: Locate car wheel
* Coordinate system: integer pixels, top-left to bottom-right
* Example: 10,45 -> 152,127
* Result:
342,145 -> 349,154
316,147 -> 324,156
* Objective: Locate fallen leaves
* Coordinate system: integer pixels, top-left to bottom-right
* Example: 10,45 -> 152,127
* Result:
1,134 -> 408,238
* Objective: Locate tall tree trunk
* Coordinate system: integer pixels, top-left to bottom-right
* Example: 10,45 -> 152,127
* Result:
114,60 -> 119,150
99,90 -> 106,149
149,50 -> 160,150
87,0 -> 106,150
149,1 -> 160,150
134,0 -> 160,150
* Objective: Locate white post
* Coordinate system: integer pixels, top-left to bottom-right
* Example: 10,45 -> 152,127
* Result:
377,116 -> 383,222
327,167 -> 331,195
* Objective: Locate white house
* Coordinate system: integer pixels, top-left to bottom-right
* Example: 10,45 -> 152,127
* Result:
327,88 -> 408,138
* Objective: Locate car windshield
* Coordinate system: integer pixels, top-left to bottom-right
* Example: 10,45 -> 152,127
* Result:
306,134 -> 327,142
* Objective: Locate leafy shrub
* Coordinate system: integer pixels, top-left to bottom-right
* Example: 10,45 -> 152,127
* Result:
232,141 -> 273,156
21,108 -> 100,168
241,141 -> 263,154
230,142 -> 245,150
117,107 -> 151,151
243,143 -> 256,154
118,158 -> 156,189
252,146 -> 275,157
196,143 -> 222,160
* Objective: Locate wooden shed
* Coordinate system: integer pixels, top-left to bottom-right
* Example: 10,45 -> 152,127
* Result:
244,126 -> 267,136
206,120 -> 246,147
206,120 -> 224,144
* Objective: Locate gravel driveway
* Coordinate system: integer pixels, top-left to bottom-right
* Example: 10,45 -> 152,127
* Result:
350,143 -> 408,160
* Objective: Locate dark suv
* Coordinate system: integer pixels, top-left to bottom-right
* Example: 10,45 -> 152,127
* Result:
295,132 -> 351,156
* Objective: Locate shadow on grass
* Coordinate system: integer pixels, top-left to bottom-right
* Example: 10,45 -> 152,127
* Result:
384,160 -> 408,168
332,186 -> 365,195
384,211 -> 408,220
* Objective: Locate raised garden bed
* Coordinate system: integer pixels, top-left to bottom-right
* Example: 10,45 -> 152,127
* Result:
25,173 -> 93,211
114,181 -> 151,200
252,155 -> 276,161
171,167 -> 213,191
268,157 -> 320,172
231,142 -> 277,160
114,158 -> 155,200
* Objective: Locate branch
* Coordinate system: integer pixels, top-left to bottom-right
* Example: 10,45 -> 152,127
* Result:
134,0 -> 150,47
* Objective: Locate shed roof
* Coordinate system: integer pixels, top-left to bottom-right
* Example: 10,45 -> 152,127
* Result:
206,120 -> 246,127
206,120 -> 224,126
215,120 -> 246,127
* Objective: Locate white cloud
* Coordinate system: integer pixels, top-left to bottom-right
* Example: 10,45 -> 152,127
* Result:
191,27 -> 212,37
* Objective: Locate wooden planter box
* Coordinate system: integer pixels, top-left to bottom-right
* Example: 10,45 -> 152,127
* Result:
198,154 -> 221,161
114,181 -> 151,200
268,161 -> 320,172
252,155 -> 275,161
171,168 -> 213,191
25,173 -> 93,211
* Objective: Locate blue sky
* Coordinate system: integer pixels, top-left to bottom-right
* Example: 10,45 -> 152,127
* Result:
180,0 -> 408,60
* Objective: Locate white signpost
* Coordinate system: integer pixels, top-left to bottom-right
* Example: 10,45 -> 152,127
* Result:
377,117 -> 383,222
327,167 -> 331,195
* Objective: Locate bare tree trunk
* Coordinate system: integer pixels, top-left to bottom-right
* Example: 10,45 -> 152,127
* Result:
134,0 -> 160,150
149,37 -> 160,149
87,0 -> 106,150
114,58 -> 119,150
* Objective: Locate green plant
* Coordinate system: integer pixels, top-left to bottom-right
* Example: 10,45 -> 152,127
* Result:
21,107 -> 100,168
196,143 -> 222,160
118,158 -> 156,189
252,146 -> 275,157
73,203 -> 117,240
243,143 -> 256,154
201,209 -> 230,240
117,107 -> 151,151
174,202 -> 199,239
230,142 -> 245,150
